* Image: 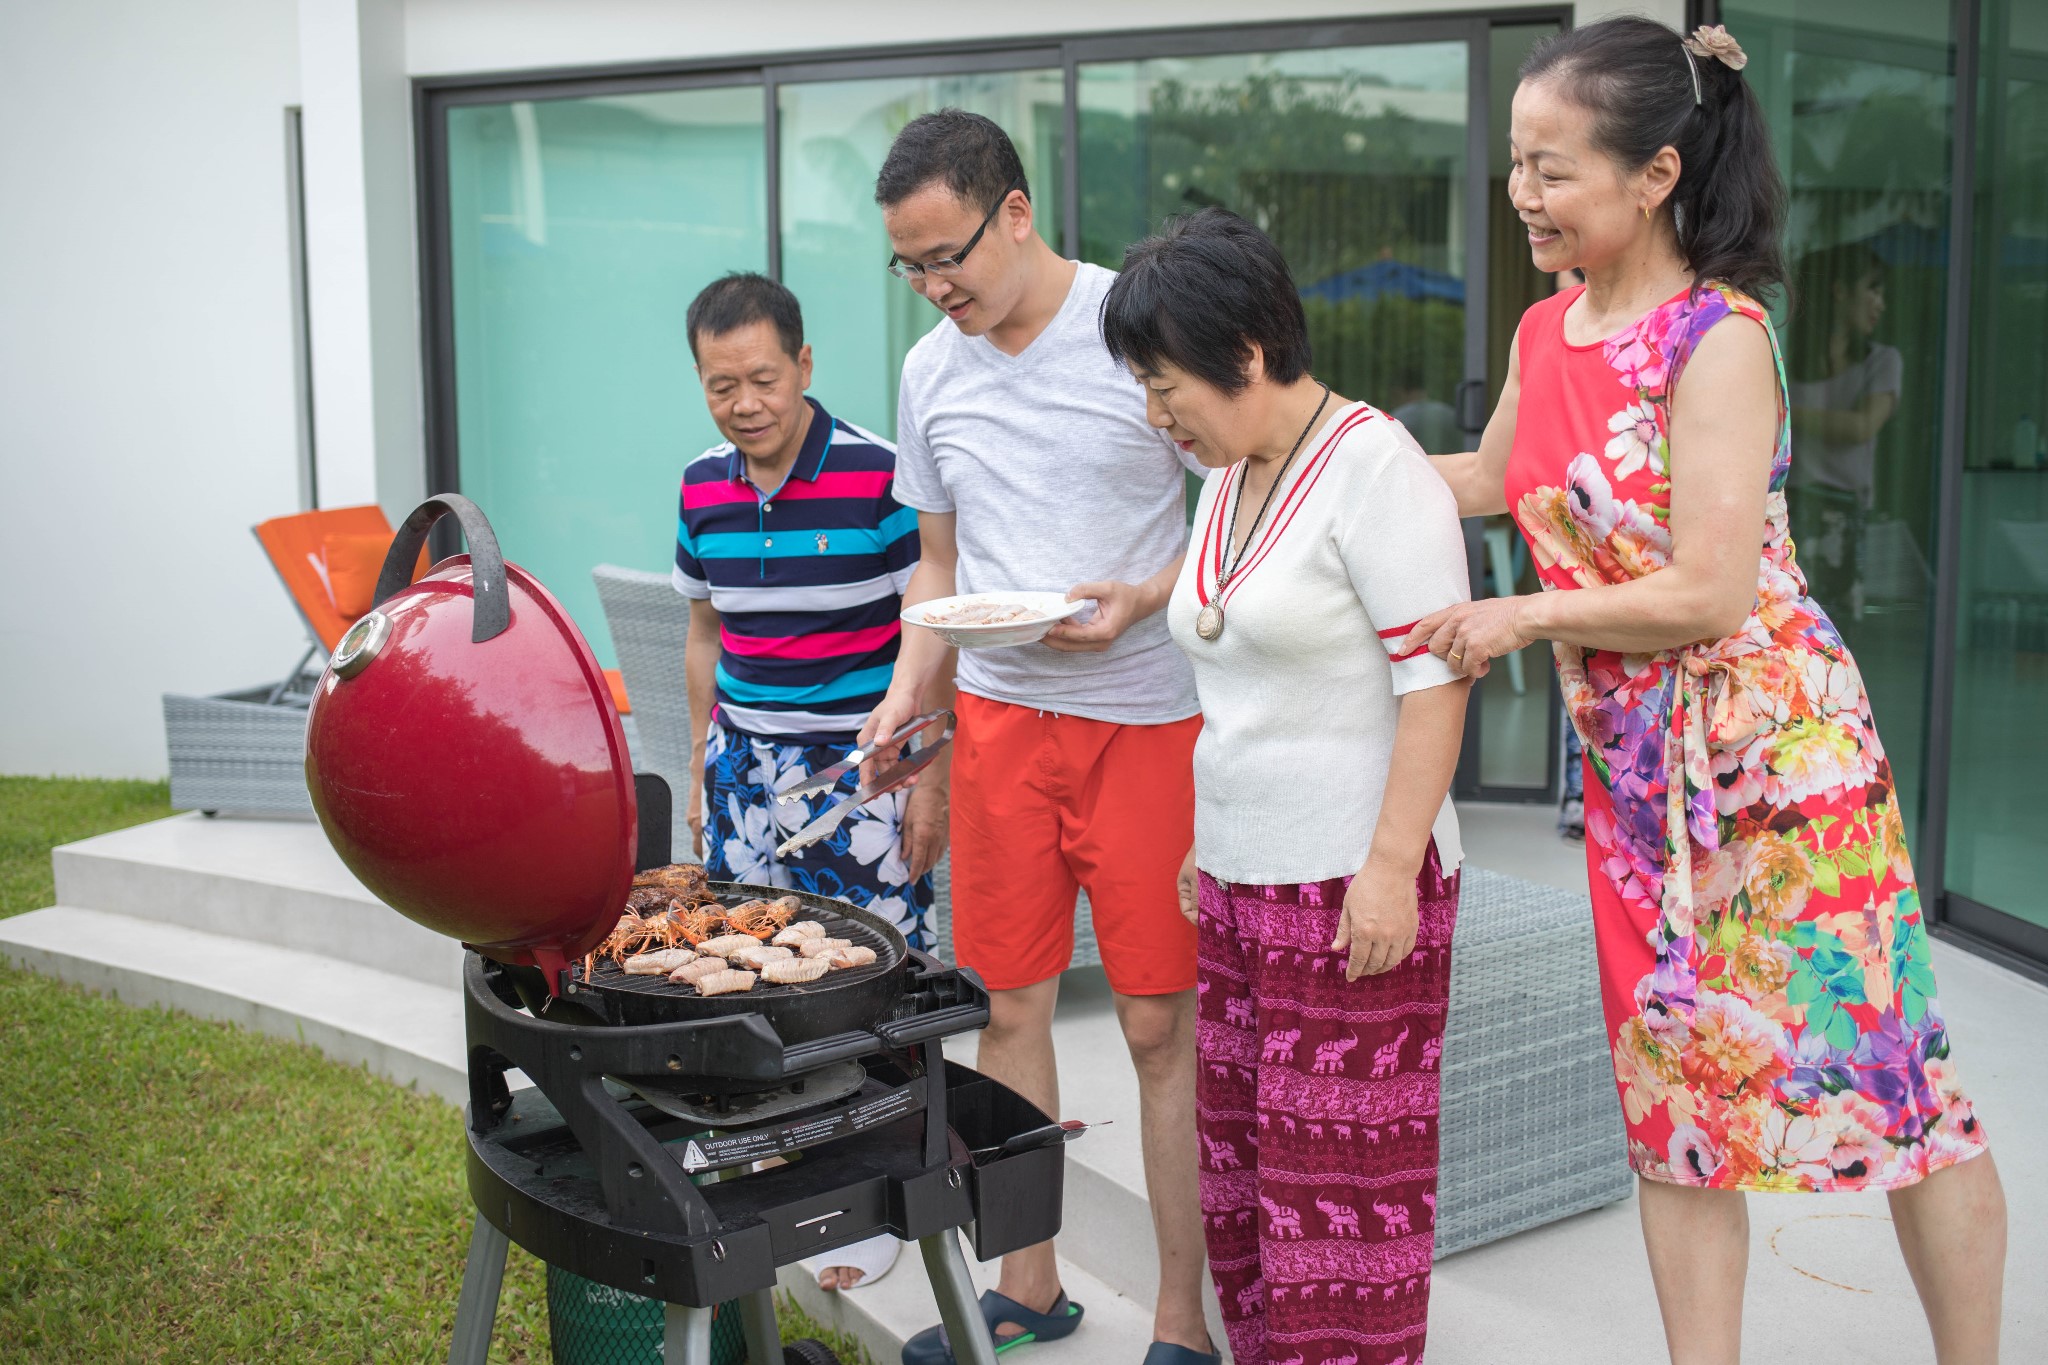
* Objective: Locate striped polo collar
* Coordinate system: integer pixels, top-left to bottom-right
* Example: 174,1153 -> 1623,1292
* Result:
723,397 -> 837,489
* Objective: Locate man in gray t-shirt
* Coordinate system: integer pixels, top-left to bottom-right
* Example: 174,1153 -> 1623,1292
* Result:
860,111 -> 1216,1365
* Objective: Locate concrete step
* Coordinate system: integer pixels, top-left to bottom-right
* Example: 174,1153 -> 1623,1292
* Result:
51,813 -> 465,988
778,1241 -> 1162,1365
0,905 -> 466,1101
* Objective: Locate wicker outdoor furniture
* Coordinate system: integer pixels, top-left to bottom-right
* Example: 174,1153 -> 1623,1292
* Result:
1434,866 -> 1633,1255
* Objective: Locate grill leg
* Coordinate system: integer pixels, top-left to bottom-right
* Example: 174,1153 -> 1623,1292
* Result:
447,1214 -> 509,1365
663,1302 -> 715,1363
739,1287 -> 780,1363
920,1229 -> 996,1365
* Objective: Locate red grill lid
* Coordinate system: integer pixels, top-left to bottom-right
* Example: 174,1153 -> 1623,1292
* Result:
303,497 -> 635,988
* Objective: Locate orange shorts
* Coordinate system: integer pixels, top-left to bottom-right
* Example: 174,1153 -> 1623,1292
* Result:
948,691 -> 1200,996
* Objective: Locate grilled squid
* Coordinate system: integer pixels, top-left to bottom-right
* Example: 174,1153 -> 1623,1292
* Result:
669,956 -> 729,984
695,933 -> 761,959
693,969 -> 757,997
798,937 -> 854,959
624,948 -> 695,975
760,957 -> 830,985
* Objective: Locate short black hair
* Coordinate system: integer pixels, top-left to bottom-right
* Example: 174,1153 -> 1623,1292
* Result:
686,272 -> 804,362
874,109 -> 1029,214
1099,208 -> 1312,397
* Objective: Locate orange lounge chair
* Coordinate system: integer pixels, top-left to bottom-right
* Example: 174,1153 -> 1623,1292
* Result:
252,505 -> 627,711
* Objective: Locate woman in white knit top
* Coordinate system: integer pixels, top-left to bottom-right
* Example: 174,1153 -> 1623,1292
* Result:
1100,209 -> 1472,1365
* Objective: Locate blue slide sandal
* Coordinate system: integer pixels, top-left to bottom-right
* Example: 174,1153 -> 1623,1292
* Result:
899,1289 -> 1084,1364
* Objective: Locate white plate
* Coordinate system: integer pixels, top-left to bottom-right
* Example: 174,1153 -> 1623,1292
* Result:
902,592 -> 1089,650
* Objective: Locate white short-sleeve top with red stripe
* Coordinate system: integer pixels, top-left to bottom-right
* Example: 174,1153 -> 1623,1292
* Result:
1166,401 -> 1471,887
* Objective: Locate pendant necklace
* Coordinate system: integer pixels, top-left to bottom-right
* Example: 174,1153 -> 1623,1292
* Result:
1195,383 -> 1330,642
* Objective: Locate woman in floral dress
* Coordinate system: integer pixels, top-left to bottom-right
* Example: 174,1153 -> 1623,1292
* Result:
1415,18 -> 2006,1364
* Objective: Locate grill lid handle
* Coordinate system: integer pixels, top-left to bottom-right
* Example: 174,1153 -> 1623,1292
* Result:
374,493 -> 511,644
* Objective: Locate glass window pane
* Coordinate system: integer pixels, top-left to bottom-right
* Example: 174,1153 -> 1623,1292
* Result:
1724,0 -> 1956,851
446,87 -> 768,663
1948,0 -> 2048,925
1482,21 -> 1566,793
777,71 -> 1065,437
1078,45 -> 1468,433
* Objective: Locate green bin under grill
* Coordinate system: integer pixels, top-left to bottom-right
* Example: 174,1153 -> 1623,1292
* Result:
545,1265 -> 748,1365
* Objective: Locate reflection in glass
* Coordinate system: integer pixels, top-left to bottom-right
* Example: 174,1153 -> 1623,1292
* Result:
1947,0 -> 2048,928
778,71 -> 1064,438
1077,45 -> 1468,432
1481,22 -> 1565,793
1726,0 -> 1955,848
446,87 -> 768,662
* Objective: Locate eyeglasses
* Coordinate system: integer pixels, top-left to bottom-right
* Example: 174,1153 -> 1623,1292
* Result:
886,176 -> 1024,280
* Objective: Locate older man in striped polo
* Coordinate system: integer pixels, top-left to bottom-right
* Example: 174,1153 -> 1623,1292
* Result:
675,271 -> 948,961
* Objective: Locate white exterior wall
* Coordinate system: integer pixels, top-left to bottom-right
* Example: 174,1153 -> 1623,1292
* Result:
0,0 -> 304,780
405,1 -> 1684,75
0,0 -> 1678,780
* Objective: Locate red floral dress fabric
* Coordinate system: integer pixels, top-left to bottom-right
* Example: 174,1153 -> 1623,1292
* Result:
1504,283 -> 1990,1191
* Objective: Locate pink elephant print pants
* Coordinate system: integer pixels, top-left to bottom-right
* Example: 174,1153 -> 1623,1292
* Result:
1195,845 -> 1458,1365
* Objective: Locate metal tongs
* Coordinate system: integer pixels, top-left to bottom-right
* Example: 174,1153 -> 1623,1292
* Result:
772,709 -> 954,858
967,1119 -> 1105,1166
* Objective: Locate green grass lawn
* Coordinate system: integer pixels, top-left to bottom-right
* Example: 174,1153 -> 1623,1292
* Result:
0,779 -> 875,1363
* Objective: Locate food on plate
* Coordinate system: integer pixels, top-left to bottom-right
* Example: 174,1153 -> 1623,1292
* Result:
772,921 -> 828,946
798,937 -> 854,959
695,933 -> 761,958
727,944 -> 794,970
821,945 -> 878,970
760,957 -> 831,985
924,600 -> 1043,626
670,956 -> 729,984
693,969 -> 757,997
625,948 -> 695,975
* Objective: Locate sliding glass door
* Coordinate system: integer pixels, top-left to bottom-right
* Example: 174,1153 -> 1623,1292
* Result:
778,67 -> 1065,439
443,84 -> 768,651
1945,0 -> 2048,955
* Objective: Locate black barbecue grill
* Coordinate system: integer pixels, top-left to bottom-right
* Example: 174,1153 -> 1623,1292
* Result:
446,781 -> 1068,1365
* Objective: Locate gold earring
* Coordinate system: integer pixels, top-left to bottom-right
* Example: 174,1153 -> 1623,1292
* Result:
1641,203 -> 1652,221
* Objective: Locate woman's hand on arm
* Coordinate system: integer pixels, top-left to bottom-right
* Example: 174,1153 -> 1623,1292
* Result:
684,598 -> 722,858
1427,321 -> 1520,518
1407,315 -> 1781,669
1334,678 -> 1470,980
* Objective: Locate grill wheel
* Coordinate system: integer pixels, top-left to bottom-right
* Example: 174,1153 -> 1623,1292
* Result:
782,1341 -> 845,1365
